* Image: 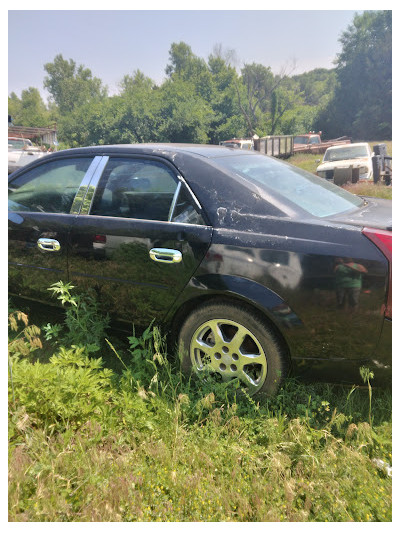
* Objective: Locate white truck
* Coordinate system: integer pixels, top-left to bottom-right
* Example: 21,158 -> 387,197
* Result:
219,138 -> 254,150
316,142 -> 374,182
8,136 -> 47,174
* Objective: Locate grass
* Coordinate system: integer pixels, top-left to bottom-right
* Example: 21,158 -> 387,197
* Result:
342,182 -> 392,199
287,152 -> 322,174
8,298 -> 392,522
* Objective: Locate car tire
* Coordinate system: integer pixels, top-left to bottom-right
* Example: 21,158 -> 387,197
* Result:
178,301 -> 288,397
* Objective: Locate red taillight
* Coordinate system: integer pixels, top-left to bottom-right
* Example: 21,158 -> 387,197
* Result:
93,234 -> 106,244
362,227 -> 392,319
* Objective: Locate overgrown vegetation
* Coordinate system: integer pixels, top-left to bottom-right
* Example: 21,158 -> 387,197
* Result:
8,282 -> 392,522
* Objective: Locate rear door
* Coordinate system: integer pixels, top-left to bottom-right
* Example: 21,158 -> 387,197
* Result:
68,155 -> 213,327
8,155 -> 99,304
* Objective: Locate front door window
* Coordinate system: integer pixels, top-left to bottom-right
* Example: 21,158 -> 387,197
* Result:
8,158 -> 93,214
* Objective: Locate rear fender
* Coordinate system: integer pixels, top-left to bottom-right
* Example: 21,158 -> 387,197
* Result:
166,273 -> 303,353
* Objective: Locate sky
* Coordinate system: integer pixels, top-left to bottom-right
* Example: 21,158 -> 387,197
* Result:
7,7 -> 363,101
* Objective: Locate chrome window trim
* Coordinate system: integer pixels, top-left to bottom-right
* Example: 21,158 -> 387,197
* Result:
77,212 -> 212,229
79,156 -> 109,215
177,175 -> 202,211
169,174 -> 208,226
167,182 -> 182,222
70,156 -> 104,214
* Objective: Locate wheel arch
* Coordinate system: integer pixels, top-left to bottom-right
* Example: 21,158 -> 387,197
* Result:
168,276 -> 300,365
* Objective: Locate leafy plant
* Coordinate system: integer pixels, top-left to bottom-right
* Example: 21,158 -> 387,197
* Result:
9,344 -> 115,431
8,310 -> 42,406
48,281 -> 110,352
42,322 -> 63,341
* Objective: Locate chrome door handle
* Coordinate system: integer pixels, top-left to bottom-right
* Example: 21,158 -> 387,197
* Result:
149,248 -> 182,264
37,238 -> 61,252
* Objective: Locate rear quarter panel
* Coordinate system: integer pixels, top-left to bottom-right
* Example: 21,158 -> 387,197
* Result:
169,218 -> 388,369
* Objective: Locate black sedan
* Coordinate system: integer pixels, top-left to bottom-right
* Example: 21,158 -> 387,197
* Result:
8,144 -> 392,396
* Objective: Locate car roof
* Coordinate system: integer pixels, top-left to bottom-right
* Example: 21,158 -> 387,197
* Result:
56,143 -> 241,159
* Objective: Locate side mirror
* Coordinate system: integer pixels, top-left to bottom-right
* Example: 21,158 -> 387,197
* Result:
315,159 -> 321,163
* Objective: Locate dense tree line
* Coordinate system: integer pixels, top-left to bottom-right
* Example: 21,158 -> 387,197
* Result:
8,11 -> 391,147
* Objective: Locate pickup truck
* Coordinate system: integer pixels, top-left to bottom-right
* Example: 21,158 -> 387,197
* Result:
294,133 -> 322,149
8,137 -> 47,174
316,142 -> 373,182
219,138 -> 254,150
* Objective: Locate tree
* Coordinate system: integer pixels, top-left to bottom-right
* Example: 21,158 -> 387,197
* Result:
8,88 -> 52,127
166,42 -> 213,102
207,51 -> 246,142
292,68 -> 337,107
165,42 -> 208,81
158,78 -> 213,143
44,54 -> 107,115
279,105 -> 319,135
316,11 -> 392,139
59,90 -> 162,148
235,62 -> 298,136
119,69 -> 155,94
269,86 -> 300,134
20,39 -> 359,148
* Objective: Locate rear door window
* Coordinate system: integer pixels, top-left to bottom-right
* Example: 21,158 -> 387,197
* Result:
90,157 -> 205,224
90,158 -> 177,221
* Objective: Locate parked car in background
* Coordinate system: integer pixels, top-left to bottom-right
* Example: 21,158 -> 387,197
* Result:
316,142 -> 374,182
8,144 -> 391,397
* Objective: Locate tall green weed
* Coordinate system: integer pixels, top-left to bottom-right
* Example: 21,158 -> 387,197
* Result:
45,281 -> 110,353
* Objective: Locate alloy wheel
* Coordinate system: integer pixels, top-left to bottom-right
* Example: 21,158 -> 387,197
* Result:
190,318 -> 268,395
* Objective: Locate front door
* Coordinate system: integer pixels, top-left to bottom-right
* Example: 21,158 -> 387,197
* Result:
8,156 -> 96,304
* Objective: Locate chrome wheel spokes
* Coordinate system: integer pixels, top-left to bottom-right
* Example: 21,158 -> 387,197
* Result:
190,318 -> 268,394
